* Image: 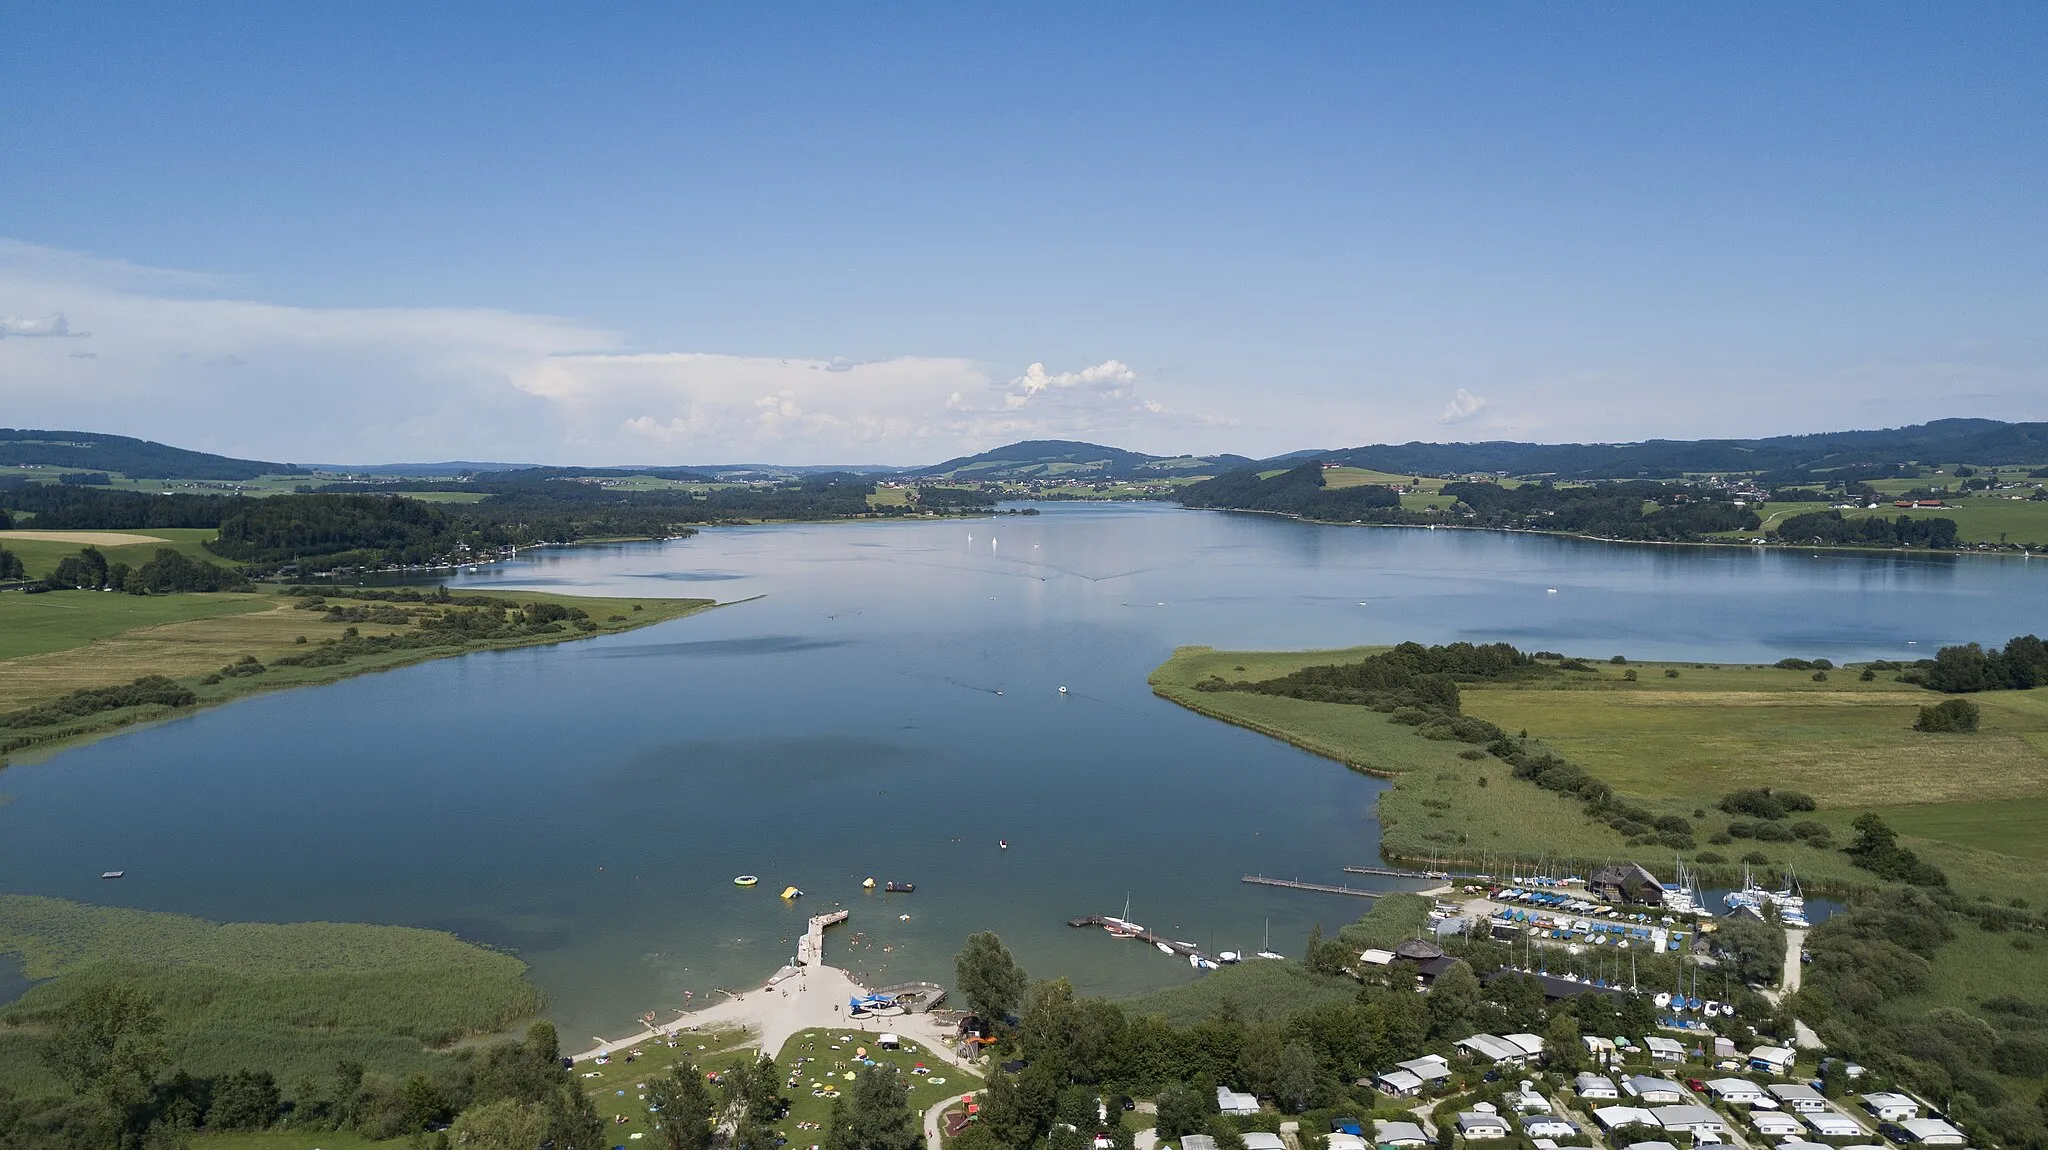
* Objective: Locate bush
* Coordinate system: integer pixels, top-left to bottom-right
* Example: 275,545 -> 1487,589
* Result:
1752,823 -> 1795,843
1740,850 -> 1772,865
1611,655 -> 1628,664
1915,698 -> 1981,733
1775,658 -> 1814,670
1665,668 -> 1680,678
1812,671 -> 1829,681
1696,852 -> 1727,864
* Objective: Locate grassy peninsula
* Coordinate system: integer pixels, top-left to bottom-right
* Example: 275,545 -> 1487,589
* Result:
1151,643 -> 2048,908
0,582 -> 713,761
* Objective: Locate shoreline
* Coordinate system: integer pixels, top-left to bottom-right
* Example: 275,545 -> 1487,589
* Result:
1178,504 -> 2044,559
0,589 -> 730,765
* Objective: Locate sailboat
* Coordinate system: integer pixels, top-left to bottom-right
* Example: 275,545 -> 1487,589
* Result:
1255,919 -> 1286,961
1102,894 -> 1144,938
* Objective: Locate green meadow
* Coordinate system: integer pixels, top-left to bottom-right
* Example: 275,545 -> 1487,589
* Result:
0,526 -> 225,580
1152,645 -> 2048,906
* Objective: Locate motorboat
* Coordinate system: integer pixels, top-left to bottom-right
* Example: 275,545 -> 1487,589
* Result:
1156,942 -> 1175,955
885,881 -> 915,893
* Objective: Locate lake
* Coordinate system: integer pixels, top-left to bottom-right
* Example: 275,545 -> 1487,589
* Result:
1,503 -> 2042,1036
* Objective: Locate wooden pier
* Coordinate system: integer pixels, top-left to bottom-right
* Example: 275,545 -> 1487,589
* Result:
1067,915 -> 1219,965
1242,875 -> 1383,899
1344,865 -> 1451,881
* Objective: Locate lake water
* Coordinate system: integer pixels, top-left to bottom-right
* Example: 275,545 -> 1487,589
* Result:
1,503 -> 2043,1041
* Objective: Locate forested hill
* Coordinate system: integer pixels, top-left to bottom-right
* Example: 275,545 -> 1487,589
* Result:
0,428 -> 301,480
1180,467 -> 1771,544
910,439 -> 1253,481
1300,418 -> 2048,480
0,475 -> 916,572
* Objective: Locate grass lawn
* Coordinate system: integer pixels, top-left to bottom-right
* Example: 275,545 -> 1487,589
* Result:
580,1028 -> 980,1147
1845,498 -> 2048,546
0,526 -> 224,580
0,589 -> 274,660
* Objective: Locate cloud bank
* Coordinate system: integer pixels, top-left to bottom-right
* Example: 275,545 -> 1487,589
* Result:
0,241 -> 1221,465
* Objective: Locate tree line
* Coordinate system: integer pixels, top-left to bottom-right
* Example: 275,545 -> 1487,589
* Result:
1774,510 -> 1959,548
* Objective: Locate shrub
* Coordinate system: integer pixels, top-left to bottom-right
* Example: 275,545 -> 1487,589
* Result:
1775,658 -> 1813,670
1740,850 -> 1772,865
1611,655 -> 1628,664
1752,822 -> 1795,843
1665,668 -> 1680,678
1696,851 -> 1727,864
1811,671 -> 1829,681
1624,670 -> 1639,681
1914,698 -> 1981,733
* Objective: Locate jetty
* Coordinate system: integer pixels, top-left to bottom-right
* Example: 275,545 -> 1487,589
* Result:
1242,875 -> 1383,899
795,909 -> 849,966
1344,864 -> 1450,880
1068,915 -> 1220,966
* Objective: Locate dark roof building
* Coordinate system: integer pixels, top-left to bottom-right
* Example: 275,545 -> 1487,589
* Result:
1589,863 -> 1665,906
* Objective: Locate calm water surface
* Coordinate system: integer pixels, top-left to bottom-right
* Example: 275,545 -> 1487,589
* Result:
2,504 -> 2042,1040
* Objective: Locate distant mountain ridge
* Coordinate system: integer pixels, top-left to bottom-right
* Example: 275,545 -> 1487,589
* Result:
0,428 -> 303,480
908,438 -> 1255,481
1300,418 -> 2048,479
11,418 -> 2045,486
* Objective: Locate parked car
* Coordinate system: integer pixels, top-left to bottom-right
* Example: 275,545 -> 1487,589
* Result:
1686,1078 -> 1707,1092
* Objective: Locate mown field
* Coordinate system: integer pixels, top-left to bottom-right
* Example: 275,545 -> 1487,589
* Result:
0,526 -> 225,581
1151,645 -> 2048,907
0,895 -> 544,1095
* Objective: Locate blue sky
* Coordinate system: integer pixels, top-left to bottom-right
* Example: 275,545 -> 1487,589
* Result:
3,4 -> 2043,464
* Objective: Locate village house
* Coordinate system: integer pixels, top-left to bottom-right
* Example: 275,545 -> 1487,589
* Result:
1457,1110 -> 1511,1140
1804,1111 -> 1865,1139
1457,1034 -> 1534,1066
1749,1045 -> 1797,1074
1373,1053 -> 1452,1096
1769,1083 -> 1830,1113
1592,1106 -> 1661,1131
1642,1035 -> 1687,1063
1589,862 -> 1665,905
1576,1073 -> 1620,1100
1706,1079 -> 1767,1106
1623,1076 -> 1686,1104
1216,1087 -> 1259,1116
1653,1106 -> 1730,1137
1860,1093 -> 1920,1122
1894,1118 -> 1966,1145
1374,1121 -> 1428,1148
1751,1111 -> 1807,1139
1523,1115 -> 1580,1140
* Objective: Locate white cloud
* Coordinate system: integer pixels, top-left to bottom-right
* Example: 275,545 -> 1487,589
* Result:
0,240 -> 1211,464
1439,388 -> 1489,424
0,311 -> 87,337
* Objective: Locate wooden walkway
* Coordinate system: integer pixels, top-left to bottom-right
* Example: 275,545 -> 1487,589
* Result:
1241,875 -> 1382,899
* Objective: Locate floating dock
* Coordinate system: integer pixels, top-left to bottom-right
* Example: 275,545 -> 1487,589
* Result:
1067,915 -> 1221,966
1242,875 -> 1382,899
795,909 -> 849,966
